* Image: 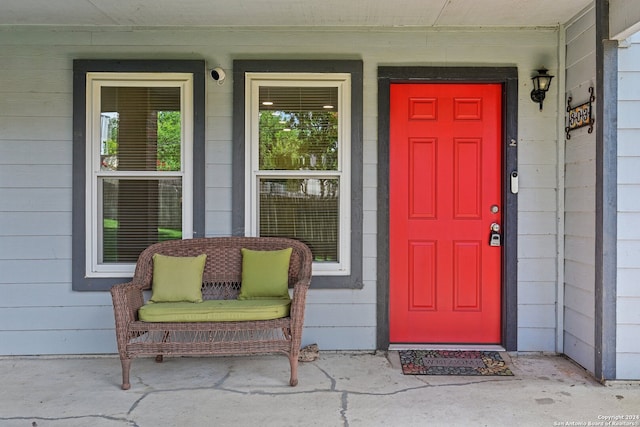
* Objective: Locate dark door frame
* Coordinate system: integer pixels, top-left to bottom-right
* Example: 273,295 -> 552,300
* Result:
376,67 -> 519,351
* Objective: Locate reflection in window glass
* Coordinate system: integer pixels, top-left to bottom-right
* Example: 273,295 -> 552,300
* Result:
100,87 -> 181,172
100,178 -> 182,263
96,84 -> 184,267
258,86 -> 338,171
259,178 -> 339,262
249,74 -> 350,275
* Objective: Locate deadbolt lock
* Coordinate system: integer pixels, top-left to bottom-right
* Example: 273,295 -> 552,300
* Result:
489,223 -> 501,247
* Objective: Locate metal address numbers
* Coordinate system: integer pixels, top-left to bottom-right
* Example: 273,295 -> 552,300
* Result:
565,87 -> 595,140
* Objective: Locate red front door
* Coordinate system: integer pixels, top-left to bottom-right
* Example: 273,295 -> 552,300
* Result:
389,83 -> 503,344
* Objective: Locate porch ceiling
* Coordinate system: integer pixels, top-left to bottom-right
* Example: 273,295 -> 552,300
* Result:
0,0 -> 592,28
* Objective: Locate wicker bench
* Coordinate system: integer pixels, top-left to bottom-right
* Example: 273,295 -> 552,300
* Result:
110,237 -> 312,390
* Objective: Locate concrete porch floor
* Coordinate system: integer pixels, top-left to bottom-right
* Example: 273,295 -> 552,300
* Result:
0,352 -> 638,427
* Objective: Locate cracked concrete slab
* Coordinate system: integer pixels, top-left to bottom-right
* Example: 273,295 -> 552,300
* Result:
133,389 -> 343,426
0,352 -> 638,427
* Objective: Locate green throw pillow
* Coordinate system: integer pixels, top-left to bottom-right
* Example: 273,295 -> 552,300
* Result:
238,248 -> 292,300
150,253 -> 207,303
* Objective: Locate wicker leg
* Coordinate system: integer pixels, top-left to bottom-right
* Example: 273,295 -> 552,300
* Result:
120,358 -> 132,390
289,354 -> 299,386
156,331 -> 169,363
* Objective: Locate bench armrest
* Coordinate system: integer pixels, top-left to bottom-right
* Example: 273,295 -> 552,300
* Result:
290,278 -> 311,332
110,281 -> 147,354
111,281 -> 147,320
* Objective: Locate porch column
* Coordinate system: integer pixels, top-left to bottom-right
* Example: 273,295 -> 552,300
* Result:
595,0 -> 617,381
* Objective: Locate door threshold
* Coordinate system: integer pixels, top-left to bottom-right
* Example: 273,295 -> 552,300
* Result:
389,344 -> 506,352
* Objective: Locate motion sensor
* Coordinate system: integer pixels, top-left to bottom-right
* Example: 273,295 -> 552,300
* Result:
210,67 -> 226,85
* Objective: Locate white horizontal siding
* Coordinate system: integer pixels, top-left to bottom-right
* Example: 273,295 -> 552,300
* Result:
0,165 -> 72,188
617,324 -> 640,353
564,236 -> 595,265
610,0 -> 640,40
518,235 -> 556,258
617,299 -> 640,324
0,236 -> 71,259
0,260 -> 70,284
519,258 -> 557,283
616,32 -> 640,380
0,306 -> 114,330
0,214 -> 71,236
563,212 -> 595,238
518,282 -> 557,305
617,268 -> 640,296
518,305 -> 556,329
618,185 -> 640,211
0,117 -> 71,140
0,94 -> 71,117
618,156 -> 640,183
519,211 -> 557,234
0,141 -> 72,165
518,189 -> 557,212
301,327 -> 376,351
0,188 -> 71,211
566,30 -> 596,70
564,329 -> 595,371
616,353 -> 640,379
518,328 -> 556,351
563,7 -> 597,374
564,259 -> 596,288
565,308 -> 596,342
304,303 -> 376,328
1,283 -> 111,307
0,24 -> 563,355
566,6 -> 596,44
0,330 -> 116,355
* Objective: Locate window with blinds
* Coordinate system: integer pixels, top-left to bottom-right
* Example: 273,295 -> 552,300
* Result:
247,75 -> 351,275
87,73 -> 194,276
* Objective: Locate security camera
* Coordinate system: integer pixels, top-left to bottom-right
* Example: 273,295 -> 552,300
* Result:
210,67 -> 226,84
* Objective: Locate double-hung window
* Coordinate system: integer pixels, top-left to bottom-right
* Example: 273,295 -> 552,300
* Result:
246,73 -> 351,275
234,60 -> 363,288
73,60 -> 205,290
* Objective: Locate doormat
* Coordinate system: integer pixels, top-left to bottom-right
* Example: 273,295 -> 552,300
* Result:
399,350 -> 514,376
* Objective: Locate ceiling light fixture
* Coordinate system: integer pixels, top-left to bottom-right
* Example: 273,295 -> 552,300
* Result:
323,88 -> 335,109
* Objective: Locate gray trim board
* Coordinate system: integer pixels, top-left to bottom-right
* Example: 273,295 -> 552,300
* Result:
72,59 -> 206,291
232,60 -> 364,289
377,67 -> 519,351
594,0 -> 617,381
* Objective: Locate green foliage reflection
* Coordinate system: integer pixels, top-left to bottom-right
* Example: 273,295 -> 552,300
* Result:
259,109 -> 338,171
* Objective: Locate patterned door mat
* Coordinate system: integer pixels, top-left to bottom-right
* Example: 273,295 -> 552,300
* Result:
399,350 -> 514,376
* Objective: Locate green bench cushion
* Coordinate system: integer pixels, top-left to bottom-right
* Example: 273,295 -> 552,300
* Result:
138,298 -> 291,322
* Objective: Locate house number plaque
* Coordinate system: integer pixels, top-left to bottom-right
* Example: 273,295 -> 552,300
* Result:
565,87 -> 595,139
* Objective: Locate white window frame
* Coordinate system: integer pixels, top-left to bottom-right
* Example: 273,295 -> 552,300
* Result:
85,72 -> 194,278
245,72 -> 351,275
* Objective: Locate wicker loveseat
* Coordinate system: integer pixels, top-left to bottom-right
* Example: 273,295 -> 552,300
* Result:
110,237 -> 313,390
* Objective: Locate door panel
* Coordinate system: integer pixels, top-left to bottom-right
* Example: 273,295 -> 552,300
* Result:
389,83 -> 502,344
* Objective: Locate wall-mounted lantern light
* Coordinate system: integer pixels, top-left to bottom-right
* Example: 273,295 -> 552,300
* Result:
530,68 -> 554,111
